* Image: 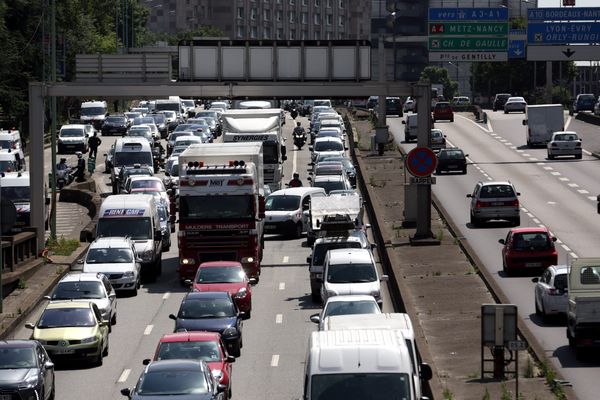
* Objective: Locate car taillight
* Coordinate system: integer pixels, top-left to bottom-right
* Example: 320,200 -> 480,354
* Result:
576,142 -> 581,147
551,143 -> 558,147
476,201 -> 486,208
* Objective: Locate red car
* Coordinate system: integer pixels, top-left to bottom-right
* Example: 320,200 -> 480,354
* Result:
499,227 -> 558,275
188,261 -> 255,318
432,102 -> 454,122
150,332 -> 234,399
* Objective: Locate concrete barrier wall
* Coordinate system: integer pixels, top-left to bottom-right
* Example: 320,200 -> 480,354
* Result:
58,181 -> 102,242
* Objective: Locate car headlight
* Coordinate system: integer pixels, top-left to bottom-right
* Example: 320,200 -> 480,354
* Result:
18,375 -> 38,389
123,271 -> 135,278
211,369 -> 223,382
222,327 -> 238,337
234,288 -> 248,299
81,336 -> 97,344
141,250 -> 153,261
180,258 -> 195,265
240,257 -> 254,264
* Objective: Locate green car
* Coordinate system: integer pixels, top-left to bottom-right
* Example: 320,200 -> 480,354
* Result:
26,301 -> 109,366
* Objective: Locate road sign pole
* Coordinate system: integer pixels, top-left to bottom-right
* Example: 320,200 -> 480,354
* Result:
413,83 -> 434,241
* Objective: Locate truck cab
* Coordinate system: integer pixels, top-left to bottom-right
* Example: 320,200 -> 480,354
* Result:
80,100 -> 108,129
0,171 -> 49,232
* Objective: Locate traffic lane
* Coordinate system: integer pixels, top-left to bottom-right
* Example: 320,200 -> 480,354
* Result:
390,117 -> 600,399
566,116 -> 600,154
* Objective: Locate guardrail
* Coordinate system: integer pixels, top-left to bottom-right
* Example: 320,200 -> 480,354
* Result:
1,229 -> 39,273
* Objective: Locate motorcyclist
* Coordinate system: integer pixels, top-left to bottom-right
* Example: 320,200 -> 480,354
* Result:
73,151 -> 86,181
288,172 -> 303,188
56,158 -> 68,171
293,122 -> 306,139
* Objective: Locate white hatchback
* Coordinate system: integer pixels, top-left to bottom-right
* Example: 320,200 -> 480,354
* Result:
533,265 -> 569,320
309,295 -> 381,330
547,131 -> 582,160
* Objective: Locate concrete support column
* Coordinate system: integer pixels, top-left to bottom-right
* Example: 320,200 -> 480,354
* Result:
29,83 -> 46,251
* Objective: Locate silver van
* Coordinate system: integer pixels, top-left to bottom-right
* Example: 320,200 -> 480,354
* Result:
402,114 -> 418,142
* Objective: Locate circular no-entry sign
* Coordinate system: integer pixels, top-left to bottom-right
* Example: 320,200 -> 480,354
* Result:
406,147 -> 437,177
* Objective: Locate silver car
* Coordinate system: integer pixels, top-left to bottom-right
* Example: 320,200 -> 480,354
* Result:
547,131 -> 582,160
504,96 -> 527,114
467,181 -> 520,226
430,129 -> 447,152
533,265 -> 569,320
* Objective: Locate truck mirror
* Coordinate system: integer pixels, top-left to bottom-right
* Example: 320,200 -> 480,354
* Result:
420,363 -> 433,381
522,119 -> 527,126
258,196 -> 266,219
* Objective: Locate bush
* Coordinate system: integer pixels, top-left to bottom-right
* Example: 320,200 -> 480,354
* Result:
46,237 -> 80,256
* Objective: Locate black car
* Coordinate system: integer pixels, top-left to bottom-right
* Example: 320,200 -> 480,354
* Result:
113,164 -> 154,194
492,93 -> 511,112
149,113 -> 168,139
573,93 -> 596,113
169,292 -> 244,357
0,340 -> 55,400
436,148 -> 468,175
121,359 -> 225,399
101,116 -> 129,136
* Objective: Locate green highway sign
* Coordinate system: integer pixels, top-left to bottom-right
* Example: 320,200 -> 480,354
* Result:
429,22 -> 508,36
428,37 -> 508,51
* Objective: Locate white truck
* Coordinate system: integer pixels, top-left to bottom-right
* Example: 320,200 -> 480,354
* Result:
321,314 -> 433,400
567,258 -> 600,359
80,100 -> 108,129
304,329 -> 429,400
0,171 -> 49,232
176,142 -> 265,281
305,193 -> 362,247
221,109 -> 287,192
522,104 -> 564,147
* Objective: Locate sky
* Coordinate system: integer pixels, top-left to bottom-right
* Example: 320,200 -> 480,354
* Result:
537,0 -> 598,6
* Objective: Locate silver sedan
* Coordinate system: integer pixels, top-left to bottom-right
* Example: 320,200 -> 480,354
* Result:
504,96 -> 527,114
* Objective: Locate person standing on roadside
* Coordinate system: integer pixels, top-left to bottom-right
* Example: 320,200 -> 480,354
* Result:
88,132 -> 102,158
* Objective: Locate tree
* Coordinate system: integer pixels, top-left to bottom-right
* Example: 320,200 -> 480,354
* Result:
419,66 -> 459,100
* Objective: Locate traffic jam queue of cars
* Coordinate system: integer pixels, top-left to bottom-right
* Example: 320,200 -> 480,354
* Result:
0,97 -> 436,400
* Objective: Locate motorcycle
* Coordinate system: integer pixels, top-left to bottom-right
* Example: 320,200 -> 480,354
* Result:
153,145 -> 165,173
290,107 -> 298,119
55,167 -> 72,189
293,131 -> 307,150
71,159 -> 86,182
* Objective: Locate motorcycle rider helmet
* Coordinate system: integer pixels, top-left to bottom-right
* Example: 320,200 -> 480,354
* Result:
60,158 -> 66,163
296,121 -> 301,127
76,151 -> 83,158
293,172 -> 299,179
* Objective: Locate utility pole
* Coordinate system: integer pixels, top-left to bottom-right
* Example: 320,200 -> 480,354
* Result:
49,0 -> 57,240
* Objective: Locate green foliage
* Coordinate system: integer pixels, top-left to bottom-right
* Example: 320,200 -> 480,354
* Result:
47,236 -> 79,256
419,66 -> 459,99
442,387 -> 454,400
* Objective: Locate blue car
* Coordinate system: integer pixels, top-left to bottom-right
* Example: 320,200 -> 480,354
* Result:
169,292 -> 244,357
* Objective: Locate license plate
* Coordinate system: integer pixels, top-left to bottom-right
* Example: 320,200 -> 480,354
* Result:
491,202 -> 504,206
53,349 -> 75,355
265,225 -> 275,231
525,262 -> 542,267
0,395 -> 12,400
447,165 -> 457,169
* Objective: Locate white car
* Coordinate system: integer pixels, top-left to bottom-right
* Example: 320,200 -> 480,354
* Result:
547,131 -> 582,160
321,248 -> 388,307
310,137 -> 345,162
309,295 -> 381,330
430,129 -> 447,152
125,176 -> 169,206
83,237 -> 141,295
403,98 -> 416,113
45,272 -> 117,327
264,187 -> 326,238
504,96 -> 527,113
533,265 -> 569,320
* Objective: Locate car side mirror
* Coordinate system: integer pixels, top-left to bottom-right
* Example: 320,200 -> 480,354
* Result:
516,192 -> 521,196
402,120 -> 406,124
466,194 -> 472,198
531,277 -> 539,283
168,314 -> 177,320
310,314 -> 320,324
249,278 -> 258,285
464,154 -> 469,157
44,360 -> 54,369
25,322 -> 35,329
142,358 -> 151,365
551,237 -> 557,242
380,275 -> 389,282
498,239 -> 505,245
420,363 -> 433,381
120,388 -> 131,397
226,355 -> 236,363
306,256 -> 312,264
308,146 -> 313,152
183,279 -> 192,287
371,243 -> 377,249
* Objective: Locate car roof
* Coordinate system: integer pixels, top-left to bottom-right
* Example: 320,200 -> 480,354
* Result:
90,237 -> 133,248
59,272 -> 104,283
313,175 -> 347,182
314,137 -> 343,143
0,339 -> 38,348
45,300 -> 93,310
159,332 -> 221,343
198,261 -> 243,268
547,265 -> 569,274
269,187 -> 326,196
327,248 -> 373,264
185,291 -> 232,300
509,227 -> 550,234
479,180 -> 512,187
325,295 -> 378,303
146,359 -> 206,372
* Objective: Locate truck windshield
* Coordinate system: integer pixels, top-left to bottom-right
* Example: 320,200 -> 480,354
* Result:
180,195 -> 253,220
114,151 -> 153,167
0,139 -> 16,149
0,160 -> 18,172
0,186 -> 30,202
81,107 -> 106,116
263,141 -> 279,164
96,217 -> 152,240
155,102 -> 181,113
311,373 -> 410,400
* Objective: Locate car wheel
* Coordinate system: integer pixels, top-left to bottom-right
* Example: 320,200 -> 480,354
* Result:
231,341 -> 241,357
111,312 -> 117,326
513,217 -> 520,226
294,222 -> 303,239
95,350 -> 103,366
435,168 -> 441,175
450,117 -> 454,122
131,285 -> 138,296
576,154 -> 582,160
245,309 -> 251,319
103,337 -> 109,357
567,329 -> 575,348
504,110 -> 508,114
493,108 -> 497,112
156,258 -> 162,277
535,297 -> 542,315
461,168 -> 467,175
470,213 -> 479,227
547,153 -> 554,160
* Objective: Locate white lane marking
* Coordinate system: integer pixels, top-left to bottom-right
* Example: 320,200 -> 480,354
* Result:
511,146 -> 517,150
532,218 -> 540,224
529,157 -> 538,161
521,207 -> 529,213
282,256 -> 289,263
504,142 -> 513,146
537,162 -> 546,165
162,292 -> 170,300
543,166 -> 553,170
555,238 -> 562,244
578,189 -> 589,194
271,354 -> 280,367
292,139 -> 298,179
118,369 -> 131,383
583,149 -> 592,156
559,177 -> 570,181
456,114 -> 492,133
275,314 -> 283,324
562,244 -> 571,252
522,153 -> 531,157
486,118 -> 493,132
565,115 -> 572,130
278,282 -> 285,290
527,213 -> 534,218
144,325 -> 153,335
487,176 -> 493,181
588,196 -> 597,201
516,149 -> 524,153
568,183 -> 579,188
570,252 -> 578,259
538,224 -> 546,228
547,201 -> 556,205
550,171 -> 561,176
499,139 -> 507,142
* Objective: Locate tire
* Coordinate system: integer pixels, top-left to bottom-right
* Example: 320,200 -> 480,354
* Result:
493,108 -> 497,112
244,309 -> 251,319
102,337 -> 109,357
504,110 -> 508,114
461,168 -> 467,175
294,222 -> 303,239
450,117 -> 454,122
567,329 -> 575,348
156,258 -> 162,277
576,154 -> 582,159
111,312 -> 117,326
230,341 -> 241,358
435,168 -> 441,175
513,217 -> 521,226
131,285 -> 138,296
548,153 -> 554,160
535,297 -> 542,315
470,213 -> 479,227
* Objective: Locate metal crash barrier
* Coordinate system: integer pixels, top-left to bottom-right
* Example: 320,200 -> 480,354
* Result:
0,230 -> 38,272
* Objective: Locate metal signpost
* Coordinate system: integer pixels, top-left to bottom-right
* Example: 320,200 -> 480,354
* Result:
428,7 -> 509,62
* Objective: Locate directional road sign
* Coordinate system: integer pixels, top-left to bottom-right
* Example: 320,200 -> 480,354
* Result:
406,147 -> 437,178
527,22 -> 600,45
508,40 -> 526,59
527,7 -> 600,22
527,45 -> 600,61
429,52 -> 507,62
429,8 -> 508,21
429,22 -> 508,36
429,37 -> 508,51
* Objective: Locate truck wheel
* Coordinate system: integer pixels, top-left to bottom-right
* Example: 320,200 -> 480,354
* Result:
567,330 -> 575,348
535,298 -> 542,316
294,222 -> 303,239
470,213 -> 479,227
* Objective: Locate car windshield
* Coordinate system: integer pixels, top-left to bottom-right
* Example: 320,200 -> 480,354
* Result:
315,141 -> 343,152
0,160 -> 18,172
168,163 -> 179,176
324,300 -> 380,318
81,107 -> 105,116
509,97 -> 525,102
86,248 -> 133,264
105,117 -> 126,124
431,130 -> 443,138
479,185 -> 515,198
313,180 -> 346,194
512,233 -> 551,251
327,263 -> 377,283
265,195 -> 300,211
130,180 -> 164,191
133,117 -> 155,125
37,308 -> 96,328
311,373 -> 410,400
157,341 -> 221,362
439,150 -> 464,159
151,114 -> 165,124
114,151 -> 153,167
60,129 -> 84,137
174,124 -> 195,133
313,243 -> 362,266
169,132 -> 192,141
435,103 -> 451,110
197,266 -> 245,284
51,281 -> 105,300
125,112 -> 141,119
162,111 -> 176,119
180,195 -> 253,219
179,298 -> 236,319
0,347 -> 37,369
96,217 -> 152,240
0,186 -> 30,202
137,369 -> 208,395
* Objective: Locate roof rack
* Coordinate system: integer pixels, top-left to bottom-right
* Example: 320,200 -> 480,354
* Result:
316,214 -> 357,238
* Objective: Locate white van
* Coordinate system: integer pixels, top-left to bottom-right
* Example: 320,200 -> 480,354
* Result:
522,104 -> 564,147
304,329 -> 427,400
321,313 -> 433,400
403,114 -> 418,142
108,137 -> 154,185
96,194 -> 163,280
80,100 -> 108,129
0,171 -> 50,232
264,187 -> 326,238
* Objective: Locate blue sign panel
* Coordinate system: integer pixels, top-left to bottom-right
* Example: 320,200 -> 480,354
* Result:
429,8 -> 508,21
527,22 -> 600,44
508,40 -> 526,59
528,7 -> 600,22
